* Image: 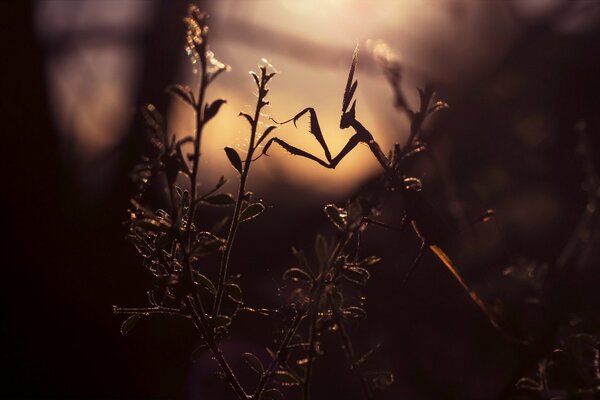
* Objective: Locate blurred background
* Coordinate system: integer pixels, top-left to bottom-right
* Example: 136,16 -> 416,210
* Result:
2,0 -> 600,398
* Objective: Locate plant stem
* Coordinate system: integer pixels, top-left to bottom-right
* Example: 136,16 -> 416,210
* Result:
331,295 -> 373,400
170,45 -> 250,400
213,70 -> 268,318
252,303 -> 309,399
302,312 -> 318,400
113,306 -> 189,318
185,296 -> 249,400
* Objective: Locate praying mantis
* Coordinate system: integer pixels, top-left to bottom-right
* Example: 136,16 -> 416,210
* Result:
262,47 -> 526,342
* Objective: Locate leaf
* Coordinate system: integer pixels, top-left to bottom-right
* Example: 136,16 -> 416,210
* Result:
135,218 -> 162,231
428,100 -> 449,115
181,190 -> 190,210
239,112 -> 254,126
265,71 -> 276,83
341,266 -> 370,286
191,342 -> 208,360
257,125 -> 277,146
201,193 -> 235,206
358,256 -> 381,267
274,369 -> 301,386
204,99 -> 226,122
225,283 -> 242,303
283,267 -> 312,283
261,388 -> 284,400
166,84 -> 195,107
292,247 -> 308,268
224,147 -> 243,174
141,103 -> 165,140
343,307 -> 367,321
242,352 -> 264,375
515,377 -> 541,391
324,204 -> 345,230
262,125 -> 277,138
147,290 -> 157,306
194,272 -> 216,295
120,314 -> 141,335
176,136 -> 193,175
364,370 -> 394,390
240,203 -> 265,222
193,232 -> 226,256
346,200 -> 363,229
249,71 -> 260,87
265,347 -> 276,361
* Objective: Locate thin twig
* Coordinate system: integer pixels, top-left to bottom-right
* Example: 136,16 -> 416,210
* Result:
302,312 -> 319,400
113,306 -> 189,318
252,303 -> 309,400
330,294 -> 373,400
185,296 -> 249,400
213,68 -> 270,318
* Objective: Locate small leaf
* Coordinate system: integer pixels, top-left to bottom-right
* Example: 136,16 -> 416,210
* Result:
194,232 -> 226,256
240,203 -> 265,222
194,272 -> 216,295
341,266 -> 370,286
358,256 -> 381,267
262,388 -> 284,400
239,112 -> 254,126
283,267 -> 312,283
257,125 -> 277,146
343,307 -> 367,321
291,247 -> 310,270
249,71 -> 260,87
201,193 -> 235,206
274,369 -> 301,386
141,103 -> 165,140
147,290 -> 157,306
204,99 -> 226,122
262,125 -> 277,138
224,147 -> 243,174
324,204 -> 345,230
120,314 -> 141,335
428,100 -> 449,115
242,352 -> 264,375
166,84 -> 195,107
265,347 -> 276,361
346,200 -> 363,229
225,283 -> 243,303
515,377 -> 541,391
265,71 -> 276,83
175,138 -> 193,175
364,370 -> 394,391
135,218 -> 162,231
191,342 -> 208,360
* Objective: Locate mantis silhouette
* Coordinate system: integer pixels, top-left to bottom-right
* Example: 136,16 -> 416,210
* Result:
262,47 -> 526,342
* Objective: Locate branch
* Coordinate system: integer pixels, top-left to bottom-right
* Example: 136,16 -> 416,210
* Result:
302,312 -> 319,400
213,67 -> 271,318
113,306 -> 189,318
329,294 -> 373,400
